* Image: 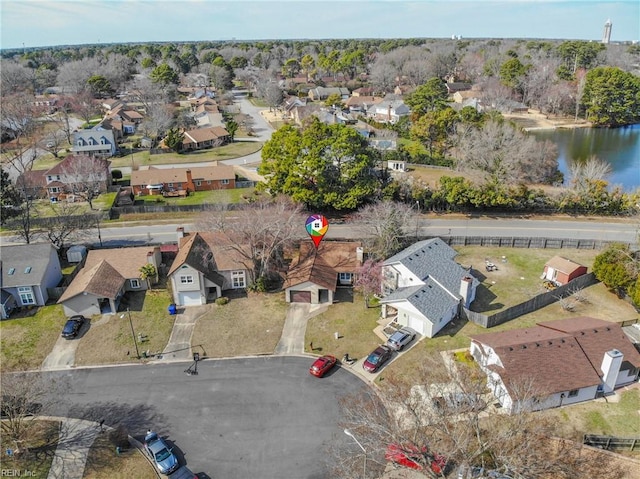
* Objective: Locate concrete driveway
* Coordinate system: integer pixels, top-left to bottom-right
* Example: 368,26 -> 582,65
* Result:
41,320 -> 90,370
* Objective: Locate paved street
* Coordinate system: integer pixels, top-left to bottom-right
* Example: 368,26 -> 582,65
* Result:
47,357 -> 367,479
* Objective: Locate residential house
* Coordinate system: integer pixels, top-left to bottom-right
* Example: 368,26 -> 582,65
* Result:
72,129 -> 117,157
1,243 -> 63,318
344,95 -> 383,113
367,100 -> 410,124
101,98 -> 123,111
542,256 -> 588,286
168,231 -> 252,306
58,246 -> 162,317
182,126 -> 230,151
308,87 -> 350,102
351,87 -> 375,97
33,94 -> 59,114
284,241 -> 363,304
379,239 -> 479,338
130,164 -> 235,196
470,317 -> 640,413
445,82 -> 472,96
41,154 -> 111,203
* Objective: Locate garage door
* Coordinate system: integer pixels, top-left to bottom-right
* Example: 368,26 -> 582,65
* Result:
179,291 -> 202,306
408,316 -> 425,336
290,290 -> 311,303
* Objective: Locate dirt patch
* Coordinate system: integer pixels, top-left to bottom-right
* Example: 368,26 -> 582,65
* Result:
504,109 -> 592,131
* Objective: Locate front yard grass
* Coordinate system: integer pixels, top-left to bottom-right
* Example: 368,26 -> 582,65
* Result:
83,431 -> 156,479
0,305 -> 68,371
0,420 -> 60,478
304,290 -> 382,362
134,187 -> 255,206
75,288 -> 174,366
194,292 -> 288,357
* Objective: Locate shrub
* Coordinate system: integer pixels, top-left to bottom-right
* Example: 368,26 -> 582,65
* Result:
215,297 -> 229,306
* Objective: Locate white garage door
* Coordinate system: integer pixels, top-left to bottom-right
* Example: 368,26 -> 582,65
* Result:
179,291 -> 202,306
408,316 -> 425,336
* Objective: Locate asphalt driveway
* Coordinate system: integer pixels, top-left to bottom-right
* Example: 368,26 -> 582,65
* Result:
48,357 -> 368,479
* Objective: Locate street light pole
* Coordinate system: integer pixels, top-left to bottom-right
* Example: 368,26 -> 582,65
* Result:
344,429 -> 366,479
120,309 -> 140,359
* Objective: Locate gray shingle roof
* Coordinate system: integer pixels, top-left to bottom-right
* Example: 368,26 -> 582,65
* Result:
1,243 -> 56,287
384,238 -> 468,294
381,277 -> 460,320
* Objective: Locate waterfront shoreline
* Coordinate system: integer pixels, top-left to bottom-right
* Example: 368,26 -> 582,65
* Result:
505,109 -> 592,131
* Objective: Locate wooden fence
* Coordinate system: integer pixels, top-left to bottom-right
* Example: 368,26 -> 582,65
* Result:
464,273 -> 599,329
583,435 -> 640,451
442,235 -> 616,250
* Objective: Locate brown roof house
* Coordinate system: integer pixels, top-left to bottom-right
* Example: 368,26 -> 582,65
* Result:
284,241 -> 363,304
168,230 -> 252,307
58,246 -> 162,317
542,256 -> 588,286
470,317 -> 640,413
182,126 -> 229,151
130,165 -> 235,196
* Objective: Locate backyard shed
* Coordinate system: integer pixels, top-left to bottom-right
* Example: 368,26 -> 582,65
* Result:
67,245 -> 88,263
542,256 -> 588,286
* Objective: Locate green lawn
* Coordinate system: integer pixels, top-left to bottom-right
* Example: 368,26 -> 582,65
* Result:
134,186 -> 256,205
0,305 -> 69,371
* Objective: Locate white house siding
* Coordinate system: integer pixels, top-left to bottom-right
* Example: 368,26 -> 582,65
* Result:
171,264 -> 205,306
550,387 -> 599,409
61,293 -> 102,317
615,368 -> 639,387
389,264 -> 421,288
395,302 -> 429,337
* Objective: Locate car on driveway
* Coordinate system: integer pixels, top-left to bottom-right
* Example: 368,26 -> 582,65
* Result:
309,355 -> 337,377
61,315 -> 86,339
386,443 -> 447,474
362,345 -> 392,373
144,430 -> 179,475
386,327 -> 416,351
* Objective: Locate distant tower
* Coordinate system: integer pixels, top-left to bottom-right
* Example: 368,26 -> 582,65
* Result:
602,19 -> 612,44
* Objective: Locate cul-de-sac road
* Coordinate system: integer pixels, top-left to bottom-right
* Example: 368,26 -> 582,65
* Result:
47,356 -> 368,479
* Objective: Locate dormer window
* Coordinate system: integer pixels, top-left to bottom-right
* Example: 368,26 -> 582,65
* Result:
100,138 -> 106,145
24,266 -> 32,274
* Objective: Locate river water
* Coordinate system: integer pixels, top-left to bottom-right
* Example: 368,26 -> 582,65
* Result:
531,124 -> 640,191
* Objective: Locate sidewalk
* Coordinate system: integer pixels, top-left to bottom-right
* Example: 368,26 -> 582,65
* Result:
46,418 -> 101,479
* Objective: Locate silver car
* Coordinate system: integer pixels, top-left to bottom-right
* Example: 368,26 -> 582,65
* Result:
386,327 -> 416,351
144,430 -> 179,475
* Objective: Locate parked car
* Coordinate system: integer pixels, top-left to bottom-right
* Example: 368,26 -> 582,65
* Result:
386,327 -> 416,351
168,466 -> 198,479
309,355 -> 337,377
362,345 -> 392,373
144,430 -> 179,475
61,315 -> 86,339
385,443 -> 447,474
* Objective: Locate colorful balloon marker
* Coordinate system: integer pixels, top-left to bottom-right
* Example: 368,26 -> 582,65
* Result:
305,214 -> 329,248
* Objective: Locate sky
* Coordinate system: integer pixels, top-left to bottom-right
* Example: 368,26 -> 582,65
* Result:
1,0 -> 638,50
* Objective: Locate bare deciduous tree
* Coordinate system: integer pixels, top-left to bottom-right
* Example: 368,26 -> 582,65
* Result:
353,200 -> 420,259
59,154 -> 110,210
333,353 -> 623,479
569,155 -> 612,192
198,197 -> 304,286
39,202 -> 97,250
453,119 -> 558,185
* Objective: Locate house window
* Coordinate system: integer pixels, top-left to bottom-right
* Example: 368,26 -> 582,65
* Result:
130,279 -> 141,289
221,179 -> 229,185
195,180 -> 202,186
207,180 -> 212,185
176,183 -> 182,188
18,286 -> 35,305
100,138 -> 106,144
24,266 -> 32,274
568,389 -> 579,398
180,275 -> 194,284
8,268 -> 15,275
50,187 -> 60,193
168,183 -> 174,188
232,271 -> 246,288
339,272 -> 352,283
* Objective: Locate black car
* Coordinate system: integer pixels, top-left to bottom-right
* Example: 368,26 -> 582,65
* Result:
61,315 -> 86,339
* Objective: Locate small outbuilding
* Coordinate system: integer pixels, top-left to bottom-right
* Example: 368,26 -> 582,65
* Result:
67,245 -> 88,264
542,256 -> 588,286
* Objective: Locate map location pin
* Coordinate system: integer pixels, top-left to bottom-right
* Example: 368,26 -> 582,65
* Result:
305,214 -> 329,248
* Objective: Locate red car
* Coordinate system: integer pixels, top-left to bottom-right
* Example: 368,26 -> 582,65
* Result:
385,443 -> 447,474
309,355 -> 337,377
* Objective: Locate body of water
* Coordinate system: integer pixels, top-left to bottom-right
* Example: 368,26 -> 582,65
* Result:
531,124 -> 640,191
